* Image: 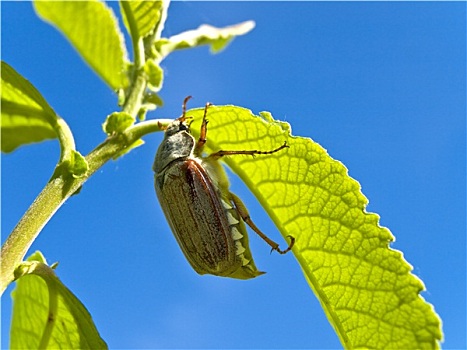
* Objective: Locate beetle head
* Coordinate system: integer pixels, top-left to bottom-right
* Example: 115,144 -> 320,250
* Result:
163,95 -> 195,136
164,117 -> 191,137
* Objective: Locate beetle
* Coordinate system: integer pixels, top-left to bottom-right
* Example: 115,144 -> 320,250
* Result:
153,97 -> 294,279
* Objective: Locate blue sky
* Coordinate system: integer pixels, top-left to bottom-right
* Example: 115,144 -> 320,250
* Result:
1,1 -> 465,348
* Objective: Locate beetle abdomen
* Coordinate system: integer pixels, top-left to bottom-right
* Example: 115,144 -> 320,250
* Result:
156,158 -> 263,278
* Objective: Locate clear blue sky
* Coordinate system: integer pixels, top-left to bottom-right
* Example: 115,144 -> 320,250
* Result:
1,2 -> 465,348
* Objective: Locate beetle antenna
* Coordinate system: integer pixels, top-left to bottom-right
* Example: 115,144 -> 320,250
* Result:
180,95 -> 192,122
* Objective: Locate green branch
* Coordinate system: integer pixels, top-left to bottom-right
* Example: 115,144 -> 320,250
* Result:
0,119 -> 169,295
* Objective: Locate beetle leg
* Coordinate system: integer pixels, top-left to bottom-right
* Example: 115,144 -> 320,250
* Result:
209,141 -> 288,159
178,95 -> 192,122
229,192 -> 295,255
195,102 -> 212,155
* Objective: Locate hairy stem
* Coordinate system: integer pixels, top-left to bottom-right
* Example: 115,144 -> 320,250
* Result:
0,119 -> 169,295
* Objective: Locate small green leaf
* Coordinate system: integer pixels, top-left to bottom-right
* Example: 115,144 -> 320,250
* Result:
144,59 -> 163,91
10,251 -> 107,349
33,0 -> 129,90
1,61 -> 58,153
120,0 -> 167,39
102,111 -> 135,135
186,105 -> 443,349
137,93 -> 164,121
143,92 -> 164,108
68,150 -> 89,178
155,21 -> 255,57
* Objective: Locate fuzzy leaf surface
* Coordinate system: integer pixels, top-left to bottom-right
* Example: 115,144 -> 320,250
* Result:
186,105 -> 443,349
10,252 -> 107,349
34,0 -> 129,90
1,61 -> 57,152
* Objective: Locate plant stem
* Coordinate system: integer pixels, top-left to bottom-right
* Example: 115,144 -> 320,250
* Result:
120,0 -> 147,117
123,70 -> 147,117
0,119 -> 169,295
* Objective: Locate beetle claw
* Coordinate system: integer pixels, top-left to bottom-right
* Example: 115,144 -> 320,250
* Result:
274,235 -> 295,255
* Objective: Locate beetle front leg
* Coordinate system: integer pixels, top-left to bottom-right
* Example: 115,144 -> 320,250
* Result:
209,141 -> 289,159
179,95 -> 192,122
194,102 -> 212,156
229,192 -> 295,255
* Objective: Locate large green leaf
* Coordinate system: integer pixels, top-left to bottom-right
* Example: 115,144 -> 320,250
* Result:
10,251 -> 107,349
34,0 -> 129,90
1,61 -> 57,153
186,105 -> 443,349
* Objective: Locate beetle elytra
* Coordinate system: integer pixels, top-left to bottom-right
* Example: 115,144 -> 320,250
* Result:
153,97 -> 294,279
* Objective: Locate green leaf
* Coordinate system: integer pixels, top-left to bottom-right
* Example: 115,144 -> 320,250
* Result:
67,150 -> 89,178
186,105 -> 443,349
155,21 -> 255,57
143,92 -> 164,108
33,0 -> 129,90
136,92 -> 164,121
1,61 -> 58,153
144,59 -> 163,91
101,111 -> 143,159
102,111 -> 135,135
120,0 -> 166,39
10,251 -> 107,349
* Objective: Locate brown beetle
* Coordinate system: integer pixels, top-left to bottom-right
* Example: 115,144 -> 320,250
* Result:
153,97 -> 294,279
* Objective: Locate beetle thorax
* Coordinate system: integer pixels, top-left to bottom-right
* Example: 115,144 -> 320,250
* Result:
153,121 -> 195,174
